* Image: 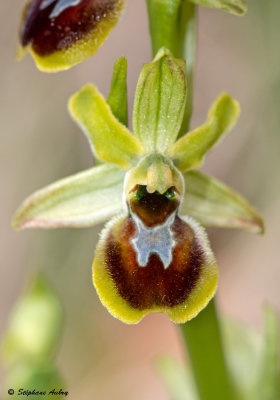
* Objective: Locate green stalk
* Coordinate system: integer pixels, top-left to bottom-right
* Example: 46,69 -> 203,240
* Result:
178,0 -> 196,134
180,300 -> 237,400
146,2 -> 237,399
145,0 -> 196,134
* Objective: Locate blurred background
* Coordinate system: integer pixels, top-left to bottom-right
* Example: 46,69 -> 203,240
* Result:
1,0 -> 279,398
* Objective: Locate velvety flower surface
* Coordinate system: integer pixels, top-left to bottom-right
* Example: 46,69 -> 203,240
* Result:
94,203 -> 217,323
13,50 -> 263,323
18,0 -> 124,71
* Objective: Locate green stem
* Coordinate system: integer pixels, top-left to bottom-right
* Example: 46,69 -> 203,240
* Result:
180,300 -> 237,400
178,1 -> 196,135
146,0 -> 196,134
146,3 -> 237,399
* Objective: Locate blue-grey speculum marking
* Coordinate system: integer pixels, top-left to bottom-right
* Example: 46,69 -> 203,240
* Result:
40,0 -> 82,18
130,212 -> 176,269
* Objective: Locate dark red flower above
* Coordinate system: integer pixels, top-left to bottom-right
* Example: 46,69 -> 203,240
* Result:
18,0 -> 124,71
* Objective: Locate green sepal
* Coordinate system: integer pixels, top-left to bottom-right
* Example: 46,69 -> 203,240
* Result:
169,93 -> 240,172
133,48 -> 187,153
180,170 -> 264,233
69,84 -> 143,169
107,57 -> 128,126
12,164 -> 125,231
189,0 -> 247,15
1,274 -> 63,367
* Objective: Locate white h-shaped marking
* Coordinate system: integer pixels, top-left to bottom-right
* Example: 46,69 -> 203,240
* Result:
130,212 -> 176,269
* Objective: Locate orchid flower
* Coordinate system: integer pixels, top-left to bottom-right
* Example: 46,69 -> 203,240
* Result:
13,49 -> 263,323
18,0 -> 124,71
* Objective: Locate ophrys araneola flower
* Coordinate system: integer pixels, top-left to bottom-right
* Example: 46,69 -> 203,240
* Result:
13,49 -> 263,323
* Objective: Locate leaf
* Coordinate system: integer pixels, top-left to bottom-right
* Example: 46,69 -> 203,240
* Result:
221,317 -> 262,399
107,57 -> 128,126
221,307 -> 280,400
69,84 -> 143,169
169,93 -> 240,172
2,274 -> 63,366
132,47 -> 187,153
156,354 -> 199,400
189,0 -> 247,16
180,170 -> 264,233
13,164 -> 125,230
257,306 -> 280,400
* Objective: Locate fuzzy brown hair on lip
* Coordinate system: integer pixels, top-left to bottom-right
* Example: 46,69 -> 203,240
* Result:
105,216 -> 204,310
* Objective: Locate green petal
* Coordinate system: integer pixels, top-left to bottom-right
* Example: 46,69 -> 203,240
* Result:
13,164 -> 125,231
180,170 -> 264,233
2,274 -> 63,366
189,0 -> 247,15
169,93 -> 240,171
107,57 -> 128,126
132,48 -> 187,153
69,84 -> 144,169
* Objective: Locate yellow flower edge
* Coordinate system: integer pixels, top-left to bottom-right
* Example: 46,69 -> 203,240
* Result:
93,214 -> 218,324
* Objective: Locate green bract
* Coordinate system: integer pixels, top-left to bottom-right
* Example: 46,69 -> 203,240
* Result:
13,50 -> 263,324
107,57 -> 128,126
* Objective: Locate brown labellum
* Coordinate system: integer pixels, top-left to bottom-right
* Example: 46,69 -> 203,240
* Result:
105,215 -> 204,310
93,185 -> 218,323
20,0 -> 123,56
